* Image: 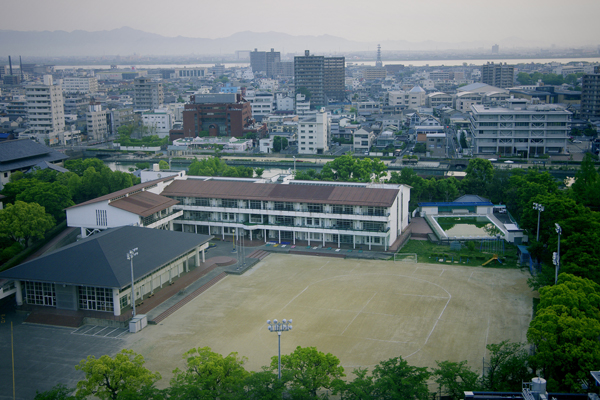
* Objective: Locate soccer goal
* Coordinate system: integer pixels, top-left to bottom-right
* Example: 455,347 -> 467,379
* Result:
394,253 -> 418,263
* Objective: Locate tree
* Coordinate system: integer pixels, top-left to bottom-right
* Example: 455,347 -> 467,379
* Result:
462,158 -> 494,197
370,356 -> 430,400
517,72 -> 534,85
158,160 -> 169,170
17,181 -> 74,221
460,131 -> 468,149
271,346 -> 345,398
333,368 -> 376,400
169,347 -> 249,400
75,349 -> 161,400
273,136 -> 283,152
239,368 -> 288,400
480,341 -> 531,392
254,168 -> 265,178
34,384 -> 75,400
570,153 -> 600,210
432,360 -> 480,400
0,201 -> 55,248
528,274 -> 600,392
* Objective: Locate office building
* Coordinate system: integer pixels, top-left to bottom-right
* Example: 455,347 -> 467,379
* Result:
469,98 -> 570,156
142,109 -> 174,138
26,75 -> 65,145
481,62 -> 515,89
180,93 -> 252,139
581,66 -> 600,119
133,77 -> 163,111
250,49 -> 281,78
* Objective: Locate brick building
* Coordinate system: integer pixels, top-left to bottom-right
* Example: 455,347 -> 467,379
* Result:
177,93 -> 253,140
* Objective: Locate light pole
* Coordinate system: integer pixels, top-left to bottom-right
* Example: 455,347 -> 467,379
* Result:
232,229 -> 236,253
127,247 -> 138,317
554,223 -> 562,285
293,156 -> 296,174
267,318 -> 293,380
533,203 -> 544,241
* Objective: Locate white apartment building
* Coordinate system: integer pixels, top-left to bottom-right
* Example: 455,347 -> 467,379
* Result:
244,92 -> 274,119
298,110 -> 329,155
164,177 -> 410,251
296,93 -> 311,115
469,98 -> 570,156
86,103 -> 108,141
388,85 -> 427,108
258,79 -> 279,91
142,109 -> 174,138
62,77 -> 99,94
275,95 -> 294,111
353,128 -> 375,153
259,138 -> 273,153
26,75 -> 65,145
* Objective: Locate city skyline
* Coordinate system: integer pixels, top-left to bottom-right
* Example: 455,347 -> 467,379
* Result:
2,0 -> 600,48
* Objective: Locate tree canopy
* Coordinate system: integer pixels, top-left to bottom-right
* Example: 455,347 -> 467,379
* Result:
188,157 -> 255,178
271,346 -> 345,398
528,274 -> 600,392
0,201 -> 55,248
75,349 -> 161,400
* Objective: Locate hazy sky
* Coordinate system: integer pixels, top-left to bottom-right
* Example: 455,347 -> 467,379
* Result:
3,0 -> 599,46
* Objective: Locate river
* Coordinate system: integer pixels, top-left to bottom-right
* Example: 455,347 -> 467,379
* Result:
54,56 -> 600,70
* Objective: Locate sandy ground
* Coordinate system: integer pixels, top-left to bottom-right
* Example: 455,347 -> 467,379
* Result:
123,254 -> 533,387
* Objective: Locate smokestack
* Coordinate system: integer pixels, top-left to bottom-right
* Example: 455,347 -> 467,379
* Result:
8,56 -> 13,75
19,56 -> 23,81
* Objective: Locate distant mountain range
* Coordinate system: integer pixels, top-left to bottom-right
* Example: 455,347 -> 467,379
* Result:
0,27 -> 557,58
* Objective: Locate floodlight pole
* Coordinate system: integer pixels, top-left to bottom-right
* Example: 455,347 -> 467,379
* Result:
554,223 -> 562,285
533,203 -> 544,241
127,247 -> 139,317
267,318 -> 293,380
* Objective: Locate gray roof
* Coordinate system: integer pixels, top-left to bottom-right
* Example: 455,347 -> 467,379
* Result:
454,194 -> 491,203
27,160 -> 69,174
0,139 -> 68,172
0,226 -> 212,289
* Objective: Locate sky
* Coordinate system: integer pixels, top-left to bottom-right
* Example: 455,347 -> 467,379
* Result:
2,0 -> 600,47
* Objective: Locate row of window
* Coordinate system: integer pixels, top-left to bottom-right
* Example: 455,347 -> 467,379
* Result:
172,197 -> 387,214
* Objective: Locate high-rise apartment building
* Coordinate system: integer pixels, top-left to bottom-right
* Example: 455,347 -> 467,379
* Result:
26,75 -> 65,145
133,77 -> 163,111
294,50 -> 345,109
481,62 -> 515,89
581,66 -> 600,119
250,48 -> 281,78
324,57 -> 346,103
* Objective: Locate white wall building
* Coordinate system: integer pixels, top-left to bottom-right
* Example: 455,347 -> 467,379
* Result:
469,98 -> 570,156
245,92 -> 274,119
86,103 -> 108,142
26,75 -> 65,145
62,77 -> 99,94
353,128 -> 375,153
142,109 -> 174,138
164,178 -> 410,251
259,138 -> 273,153
298,109 -> 329,155
66,177 -> 183,239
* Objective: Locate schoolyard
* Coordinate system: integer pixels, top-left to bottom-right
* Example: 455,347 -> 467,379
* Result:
125,253 -> 533,386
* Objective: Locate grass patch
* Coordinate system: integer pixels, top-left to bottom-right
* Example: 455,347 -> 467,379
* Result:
397,239 -> 520,268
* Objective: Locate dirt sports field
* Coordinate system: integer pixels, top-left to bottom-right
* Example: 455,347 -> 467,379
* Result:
126,254 -> 534,385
